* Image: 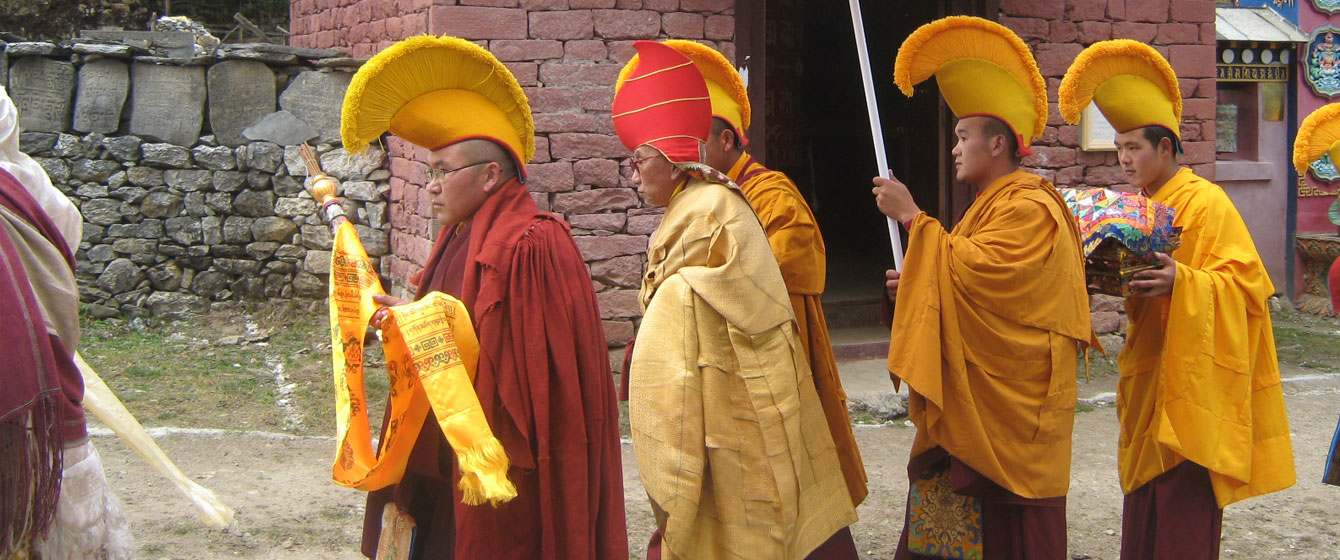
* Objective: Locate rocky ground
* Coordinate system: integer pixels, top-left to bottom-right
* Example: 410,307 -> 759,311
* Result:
82,305 -> 1340,559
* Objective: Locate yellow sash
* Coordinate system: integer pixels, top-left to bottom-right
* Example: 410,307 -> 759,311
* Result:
327,221 -> 516,506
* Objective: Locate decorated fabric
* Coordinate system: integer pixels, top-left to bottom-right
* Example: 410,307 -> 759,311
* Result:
906,460 -> 984,560
1294,102 -> 1340,175
623,40 -> 751,145
894,16 -> 1047,155
327,220 -> 515,506
340,35 -> 534,177
612,41 -> 712,164
1059,40 -> 1182,137
1118,168 -> 1295,508
1060,188 -> 1180,258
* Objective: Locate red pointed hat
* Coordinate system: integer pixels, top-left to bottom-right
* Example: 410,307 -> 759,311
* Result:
612,40 -> 712,164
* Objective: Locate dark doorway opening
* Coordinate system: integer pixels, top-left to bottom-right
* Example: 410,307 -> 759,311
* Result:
737,0 -> 997,327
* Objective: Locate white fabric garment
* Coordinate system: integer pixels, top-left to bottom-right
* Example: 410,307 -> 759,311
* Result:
32,439 -> 133,560
0,87 -> 82,249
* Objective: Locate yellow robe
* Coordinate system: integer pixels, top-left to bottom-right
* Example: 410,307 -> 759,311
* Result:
631,178 -> 857,560
888,169 -> 1093,499
1118,168 -> 1295,507
728,153 -> 868,507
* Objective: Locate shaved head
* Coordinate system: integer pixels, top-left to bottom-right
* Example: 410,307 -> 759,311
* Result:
454,139 -> 518,180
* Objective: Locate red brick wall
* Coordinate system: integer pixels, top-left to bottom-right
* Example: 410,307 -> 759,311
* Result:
1000,0 -> 1218,187
289,1 -> 737,345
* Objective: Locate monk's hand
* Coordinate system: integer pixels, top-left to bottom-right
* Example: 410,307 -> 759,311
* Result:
872,172 -> 921,223
367,293 -> 410,339
1130,252 -> 1176,298
885,268 -> 901,301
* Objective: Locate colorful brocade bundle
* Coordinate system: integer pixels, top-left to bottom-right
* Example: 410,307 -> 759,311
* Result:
326,219 -> 516,506
1060,187 -> 1180,258
1061,188 -> 1181,296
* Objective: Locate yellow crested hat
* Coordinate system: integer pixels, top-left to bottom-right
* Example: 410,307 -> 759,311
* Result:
617,40 -> 750,146
341,35 -> 534,178
894,16 -> 1047,156
1059,40 -> 1181,139
1294,103 -> 1340,175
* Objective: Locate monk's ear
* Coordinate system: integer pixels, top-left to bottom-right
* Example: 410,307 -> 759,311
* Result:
481,161 -> 504,193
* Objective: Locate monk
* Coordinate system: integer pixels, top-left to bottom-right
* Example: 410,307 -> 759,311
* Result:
1061,39 -> 1295,560
875,17 -> 1094,559
615,40 -> 858,560
649,39 -> 867,512
1,85 -> 131,559
343,36 -> 626,559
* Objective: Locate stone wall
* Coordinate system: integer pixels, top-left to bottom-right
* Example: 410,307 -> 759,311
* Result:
291,0 -> 738,345
1001,0 -> 1219,185
4,38 -> 390,318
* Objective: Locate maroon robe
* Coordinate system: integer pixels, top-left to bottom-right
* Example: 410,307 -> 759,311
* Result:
362,178 -> 627,559
0,168 -> 82,549
1121,461 -> 1223,560
893,448 -> 1067,560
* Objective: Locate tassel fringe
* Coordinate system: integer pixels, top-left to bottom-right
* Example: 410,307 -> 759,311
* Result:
1058,39 -> 1181,126
455,436 -> 517,507
893,16 -> 1047,138
1293,103 -> 1340,174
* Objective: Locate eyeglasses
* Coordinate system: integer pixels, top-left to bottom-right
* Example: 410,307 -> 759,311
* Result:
425,161 -> 491,183
627,153 -> 663,176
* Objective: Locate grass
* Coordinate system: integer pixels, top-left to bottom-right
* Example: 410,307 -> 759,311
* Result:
79,301 -> 389,436
1272,311 -> 1340,373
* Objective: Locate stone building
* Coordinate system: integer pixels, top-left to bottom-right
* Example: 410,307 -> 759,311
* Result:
289,0 -> 1221,343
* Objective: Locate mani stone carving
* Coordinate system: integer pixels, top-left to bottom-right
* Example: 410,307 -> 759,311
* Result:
207,60 -> 276,146
129,63 -> 206,146
278,71 -> 351,144
8,57 -> 75,132
73,58 -> 130,134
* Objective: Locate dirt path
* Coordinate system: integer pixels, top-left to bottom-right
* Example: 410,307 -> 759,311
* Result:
98,362 -> 1340,559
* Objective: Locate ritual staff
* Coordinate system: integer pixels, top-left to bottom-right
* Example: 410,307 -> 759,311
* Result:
873,17 -> 1095,559
1060,39 -> 1295,559
0,87 -> 132,560
628,40 -> 869,514
341,35 -> 626,559
615,40 -> 858,560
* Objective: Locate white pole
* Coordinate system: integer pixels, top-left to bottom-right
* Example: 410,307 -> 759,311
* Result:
848,0 -> 904,271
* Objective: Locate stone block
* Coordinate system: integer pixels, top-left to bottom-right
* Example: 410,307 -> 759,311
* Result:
1156,22 -> 1198,44
165,216 -> 203,244
207,61 -> 277,146
72,159 -> 121,182
242,110 -> 318,146
1000,0 -> 1062,19
102,135 -> 142,162
164,169 -> 213,192
589,254 -> 641,287
593,10 -> 661,39
602,319 -> 634,346
222,216 -> 253,243
1170,0 -> 1215,23
97,258 -> 144,293
573,233 -> 648,260
193,145 -> 236,170
1076,21 -> 1111,44
428,6 -> 528,39
574,158 -> 620,188
252,216 -> 299,242
596,288 -> 640,318
565,40 -> 608,61
662,12 -> 705,38
108,185 -> 148,204
213,170 -> 247,192
530,11 -> 595,40
9,57 -> 75,133
705,15 -> 733,40
1000,16 -> 1048,41
523,87 -> 582,113
570,212 -> 627,233
126,166 -> 165,186
491,40 -> 565,61
1112,22 -> 1157,44
234,190 -> 276,217
626,213 -> 661,234
246,141 -> 285,173
549,133 -> 628,159
278,71 -> 352,144
679,0 -> 729,11
537,62 -> 623,87
553,188 -> 638,213
81,198 -> 124,225
72,58 -> 129,134
129,63 -> 205,146
1169,44 -> 1215,78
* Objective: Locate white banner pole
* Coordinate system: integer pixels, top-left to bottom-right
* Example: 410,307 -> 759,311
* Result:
848,0 -> 904,271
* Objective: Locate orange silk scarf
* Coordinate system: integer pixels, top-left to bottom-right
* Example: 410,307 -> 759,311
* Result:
327,220 -> 515,506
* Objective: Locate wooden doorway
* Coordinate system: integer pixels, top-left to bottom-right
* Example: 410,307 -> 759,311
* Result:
736,0 -> 998,322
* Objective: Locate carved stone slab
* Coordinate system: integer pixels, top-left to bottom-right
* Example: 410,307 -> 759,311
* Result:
8,57 -> 75,132
73,58 -> 129,134
128,62 -> 205,146
278,71 -> 351,144
207,60 -> 276,146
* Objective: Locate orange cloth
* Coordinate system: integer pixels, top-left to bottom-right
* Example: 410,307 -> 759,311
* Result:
888,169 -> 1093,499
728,153 -> 868,507
1118,168 -> 1295,508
